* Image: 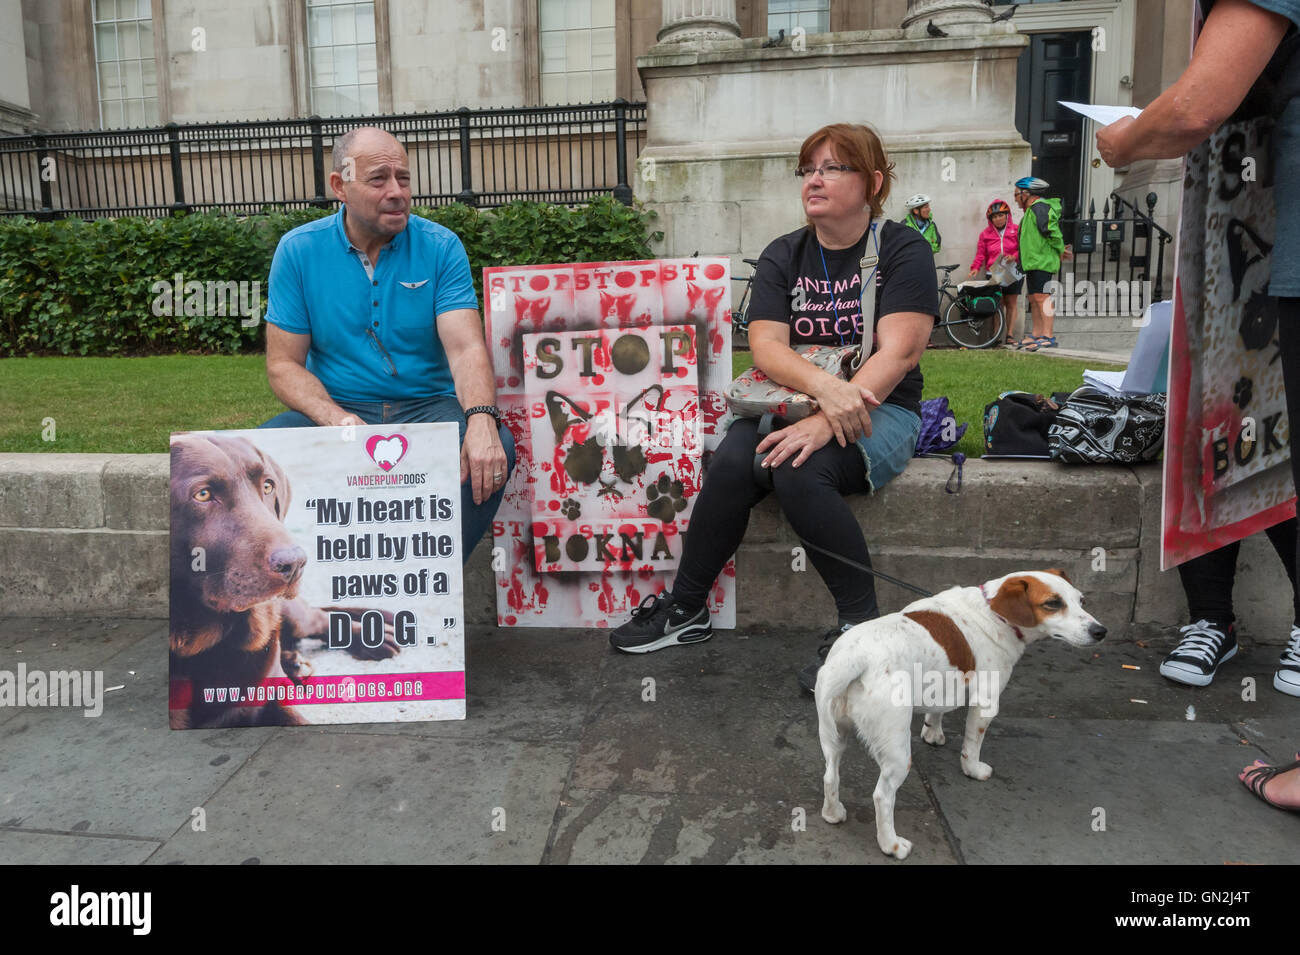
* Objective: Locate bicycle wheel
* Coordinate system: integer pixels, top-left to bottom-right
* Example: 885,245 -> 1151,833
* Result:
943,297 -> 1004,349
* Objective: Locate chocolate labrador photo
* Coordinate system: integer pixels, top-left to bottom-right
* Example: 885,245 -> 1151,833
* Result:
169,433 -> 399,729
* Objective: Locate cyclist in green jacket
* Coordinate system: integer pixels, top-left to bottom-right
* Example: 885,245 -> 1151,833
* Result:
1014,176 -> 1072,350
901,194 -> 942,253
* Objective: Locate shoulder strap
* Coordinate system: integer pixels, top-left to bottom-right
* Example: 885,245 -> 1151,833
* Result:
849,222 -> 881,373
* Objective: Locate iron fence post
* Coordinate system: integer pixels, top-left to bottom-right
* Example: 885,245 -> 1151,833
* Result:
166,122 -> 188,215
34,134 -> 54,221
456,107 -> 477,206
612,98 -> 632,205
309,116 -> 330,208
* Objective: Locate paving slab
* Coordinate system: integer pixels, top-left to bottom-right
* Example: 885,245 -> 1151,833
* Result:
570,628 -> 917,802
1,613 -> 1295,865
0,628 -> 276,841
0,618 -> 161,727
149,733 -> 573,865
545,789 -> 957,864
913,718 -> 1299,865
0,828 -> 160,865
294,627 -> 605,744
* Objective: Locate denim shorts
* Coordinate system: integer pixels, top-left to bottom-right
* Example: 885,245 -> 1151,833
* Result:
854,402 -> 921,493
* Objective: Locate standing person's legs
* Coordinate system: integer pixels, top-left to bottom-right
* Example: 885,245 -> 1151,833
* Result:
1161,543 -> 1242,686
1021,270 -> 1052,346
1279,299 -> 1300,581
1177,543 -> 1242,626
1262,518 -> 1300,624
1038,291 -> 1055,340
1273,297 -> 1300,697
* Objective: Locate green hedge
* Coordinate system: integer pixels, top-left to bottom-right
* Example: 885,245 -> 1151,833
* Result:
0,197 -> 661,356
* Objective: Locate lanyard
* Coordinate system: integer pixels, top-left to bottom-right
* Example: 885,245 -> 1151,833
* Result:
815,221 -> 879,349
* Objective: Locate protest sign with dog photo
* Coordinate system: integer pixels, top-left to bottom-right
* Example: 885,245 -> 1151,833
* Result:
168,422 -> 465,728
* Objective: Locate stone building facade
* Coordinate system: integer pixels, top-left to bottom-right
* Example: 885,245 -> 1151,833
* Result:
3,0 -> 1193,325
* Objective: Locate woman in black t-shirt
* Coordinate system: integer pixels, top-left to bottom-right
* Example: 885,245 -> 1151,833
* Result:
610,124 -> 939,690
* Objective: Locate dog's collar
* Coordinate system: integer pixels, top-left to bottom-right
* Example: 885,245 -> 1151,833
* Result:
981,583 -> 1027,641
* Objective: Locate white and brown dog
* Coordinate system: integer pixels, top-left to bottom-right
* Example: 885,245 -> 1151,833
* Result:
815,570 -> 1106,860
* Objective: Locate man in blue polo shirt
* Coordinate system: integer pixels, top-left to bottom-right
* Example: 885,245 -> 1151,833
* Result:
262,126 -> 514,559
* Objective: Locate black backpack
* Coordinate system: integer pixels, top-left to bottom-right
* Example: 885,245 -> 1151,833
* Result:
982,391 -> 1072,459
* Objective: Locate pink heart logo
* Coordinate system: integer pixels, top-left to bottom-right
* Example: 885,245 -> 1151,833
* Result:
365,434 -> 409,471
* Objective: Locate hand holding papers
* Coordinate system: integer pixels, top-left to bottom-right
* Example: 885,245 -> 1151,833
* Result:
1059,101 -> 1143,125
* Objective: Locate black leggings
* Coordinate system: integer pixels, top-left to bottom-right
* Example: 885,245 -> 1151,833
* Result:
1178,519 -> 1298,625
670,417 -> 878,621
1176,297 -> 1300,626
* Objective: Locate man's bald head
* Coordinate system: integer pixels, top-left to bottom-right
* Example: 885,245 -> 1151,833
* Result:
328,126 -> 412,246
332,126 -> 406,178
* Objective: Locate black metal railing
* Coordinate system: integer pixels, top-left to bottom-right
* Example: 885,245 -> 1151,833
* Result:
0,100 -> 646,219
1056,191 -> 1173,303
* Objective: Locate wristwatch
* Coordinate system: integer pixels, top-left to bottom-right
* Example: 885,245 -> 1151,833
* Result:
464,405 -> 501,425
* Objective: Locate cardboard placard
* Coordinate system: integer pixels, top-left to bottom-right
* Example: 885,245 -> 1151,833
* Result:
485,258 -> 735,628
168,423 -> 465,727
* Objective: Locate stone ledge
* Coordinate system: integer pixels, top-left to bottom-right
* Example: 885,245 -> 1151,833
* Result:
0,454 -> 114,529
0,453 -> 1293,644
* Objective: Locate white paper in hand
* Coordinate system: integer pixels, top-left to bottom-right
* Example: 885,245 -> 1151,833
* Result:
1059,101 -> 1143,125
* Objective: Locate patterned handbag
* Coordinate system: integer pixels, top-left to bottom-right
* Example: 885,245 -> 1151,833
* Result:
725,343 -> 863,421
726,233 -> 880,422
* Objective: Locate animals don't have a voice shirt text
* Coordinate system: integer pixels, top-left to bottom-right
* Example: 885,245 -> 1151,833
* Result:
747,219 -> 938,418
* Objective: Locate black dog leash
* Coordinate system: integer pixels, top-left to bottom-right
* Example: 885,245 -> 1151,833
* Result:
796,537 -> 934,598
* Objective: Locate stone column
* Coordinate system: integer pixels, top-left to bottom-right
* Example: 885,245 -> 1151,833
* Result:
658,0 -> 741,43
900,0 -> 994,30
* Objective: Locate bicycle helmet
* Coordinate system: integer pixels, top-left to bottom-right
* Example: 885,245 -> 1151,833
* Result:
1014,177 -> 1049,193
986,199 -> 1011,218
904,194 -> 931,210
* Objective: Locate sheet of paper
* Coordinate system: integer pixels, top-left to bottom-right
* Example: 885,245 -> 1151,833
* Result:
1059,101 -> 1143,125
1083,369 -> 1128,395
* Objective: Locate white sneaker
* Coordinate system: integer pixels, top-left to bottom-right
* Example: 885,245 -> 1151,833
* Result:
1275,626 -> 1300,698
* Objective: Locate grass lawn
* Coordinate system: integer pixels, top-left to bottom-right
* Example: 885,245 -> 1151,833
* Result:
733,348 -> 1124,459
0,349 -> 1122,456
0,356 -> 282,453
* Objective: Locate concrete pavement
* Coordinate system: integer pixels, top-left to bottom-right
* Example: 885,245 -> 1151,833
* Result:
1,615 -> 1295,865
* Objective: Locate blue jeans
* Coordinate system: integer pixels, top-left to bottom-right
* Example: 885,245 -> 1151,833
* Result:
854,402 -> 921,493
261,395 -> 516,563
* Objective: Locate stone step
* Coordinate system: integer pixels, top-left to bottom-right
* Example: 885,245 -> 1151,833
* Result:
1,454 -> 1295,644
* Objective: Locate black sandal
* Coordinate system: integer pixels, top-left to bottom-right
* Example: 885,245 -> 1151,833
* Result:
1240,758 -> 1300,812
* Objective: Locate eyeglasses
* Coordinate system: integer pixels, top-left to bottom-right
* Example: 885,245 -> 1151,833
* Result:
366,326 -> 398,376
794,163 -> 857,181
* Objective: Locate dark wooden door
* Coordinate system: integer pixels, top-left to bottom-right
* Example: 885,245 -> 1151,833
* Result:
1015,31 -> 1093,221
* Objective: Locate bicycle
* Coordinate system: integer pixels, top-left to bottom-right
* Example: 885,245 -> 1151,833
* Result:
730,257 -> 760,335
934,263 -> 1005,349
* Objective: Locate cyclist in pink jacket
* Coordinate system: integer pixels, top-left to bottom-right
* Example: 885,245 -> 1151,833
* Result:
967,199 -> 1024,347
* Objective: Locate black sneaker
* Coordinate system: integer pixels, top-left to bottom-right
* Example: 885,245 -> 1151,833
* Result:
798,622 -> 856,694
609,592 -> 712,654
1158,619 -> 1237,687
1275,626 -> 1300,698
